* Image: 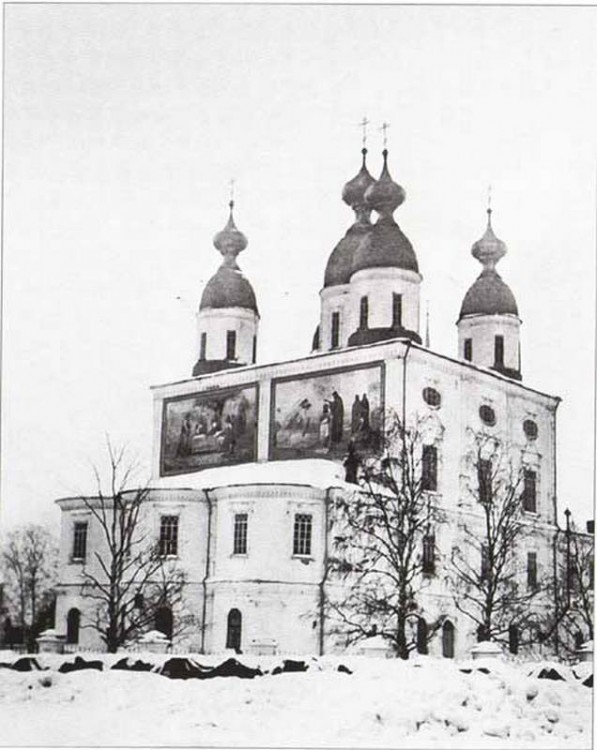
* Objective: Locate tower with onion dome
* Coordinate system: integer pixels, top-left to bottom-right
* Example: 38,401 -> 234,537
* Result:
457,207 -> 522,380
192,199 -> 259,376
316,146 -> 376,352
346,143 -> 422,347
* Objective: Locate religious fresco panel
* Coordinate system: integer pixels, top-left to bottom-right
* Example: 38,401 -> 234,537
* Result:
161,385 -> 258,475
271,364 -> 384,461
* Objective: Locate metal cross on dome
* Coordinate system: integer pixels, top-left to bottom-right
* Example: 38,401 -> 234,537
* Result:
380,121 -> 391,148
358,116 -> 370,147
229,178 -> 236,203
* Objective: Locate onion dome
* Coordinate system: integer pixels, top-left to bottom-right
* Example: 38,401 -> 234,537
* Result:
351,150 -> 418,276
199,201 -> 258,314
323,149 -> 375,288
364,149 -> 406,214
342,148 -> 376,209
459,209 -> 518,319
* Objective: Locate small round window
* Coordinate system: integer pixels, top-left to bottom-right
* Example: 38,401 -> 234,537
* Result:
523,419 -> 538,440
423,387 -> 441,408
479,405 -> 496,426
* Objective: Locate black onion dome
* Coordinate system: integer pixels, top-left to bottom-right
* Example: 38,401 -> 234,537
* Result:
342,148 -> 376,208
350,149 -> 418,277
459,208 -> 517,319
200,264 -> 259,313
324,221 -> 372,287
213,202 -> 248,257
459,270 -> 518,318
351,216 -> 419,276
364,149 -> 406,215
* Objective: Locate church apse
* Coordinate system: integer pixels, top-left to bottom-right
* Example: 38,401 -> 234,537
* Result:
160,385 -> 258,475
270,363 -> 384,461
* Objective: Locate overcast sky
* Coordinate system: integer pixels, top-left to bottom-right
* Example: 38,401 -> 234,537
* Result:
2,3 -> 596,532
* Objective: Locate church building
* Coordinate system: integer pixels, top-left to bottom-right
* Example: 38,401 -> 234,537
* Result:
55,142 -> 563,658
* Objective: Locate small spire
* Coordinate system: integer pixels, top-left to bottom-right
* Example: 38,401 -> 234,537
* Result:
379,121 -> 390,149
213,185 -> 248,263
487,184 -> 493,226
425,301 -> 430,348
471,191 -> 506,270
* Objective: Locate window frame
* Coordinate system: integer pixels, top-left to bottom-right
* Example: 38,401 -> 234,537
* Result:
392,293 -> 402,328
522,468 -> 537,513
359,296 -> 369,329
464,338 -> 473,361
422,534 -> 435,575
159,515 -> 179,558
293,513 -> 313,557
233,512 -> 248,556
72,521 -> 88,562
494,335 -> 504,367
331,311 -> 340,349
421,444 -> 438,492
226,329 -> 237,360
200,331 -> 207,360
527,551 -> 538,590
478,459 -> 493,504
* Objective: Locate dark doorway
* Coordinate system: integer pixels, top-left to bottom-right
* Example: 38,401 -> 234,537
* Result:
155,607 -> 173,640
442,621 -> 455,658
416,617 -> 428,654
66,608 -> 80,645
226,608 -> 242,653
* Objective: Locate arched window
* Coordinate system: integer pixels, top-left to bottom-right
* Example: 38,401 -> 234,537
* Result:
226,608 -> 242,653
416,617 -> 428,655
477,624 -> 489,642
155,606 -> 173,640
508,624 -> 519,655
66,608 -> 80,645
442,621 -> 455,658
574,630 -> 584,650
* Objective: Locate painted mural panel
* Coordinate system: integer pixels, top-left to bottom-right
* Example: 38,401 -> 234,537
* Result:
161,385 -> 258,475
271,364 -> 384,460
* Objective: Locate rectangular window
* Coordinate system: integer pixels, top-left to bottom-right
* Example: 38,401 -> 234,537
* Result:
233,513 -> 248,555
252,335 -> 257,364
226,330 -> 236,360
523,469 -> 537,513
478,459 -> 493,504
421,445 -> 438,492
293,514 -> 312,556
360,296 -> 369,329
480,545 -> 490,581
331,312 -> 340,349
464,338 -> 473,361
392,293 -> 403,328
422,534 -> 435,575
494,335 -> 504,367
159,516 -> 179,557
72,521 -> 88,561
527,552 -> 538,589
200,332 -> 207,360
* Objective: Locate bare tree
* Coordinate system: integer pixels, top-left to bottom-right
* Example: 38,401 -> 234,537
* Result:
327,413 -> 445,659
545,513 -> 594,654
449,434 -> 543,646
79,440 -> 188,653
1,525 -> 58,650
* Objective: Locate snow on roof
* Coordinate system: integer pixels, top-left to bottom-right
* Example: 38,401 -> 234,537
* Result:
150,459 -> 346,491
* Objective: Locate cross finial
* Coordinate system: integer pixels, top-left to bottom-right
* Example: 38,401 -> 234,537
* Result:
487,184 -> 492,217
358,116 -> 370,148
229,178 -> 236,206
380,121 -> 390,149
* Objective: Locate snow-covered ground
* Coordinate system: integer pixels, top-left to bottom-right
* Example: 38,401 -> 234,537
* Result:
0,651 -> 592,748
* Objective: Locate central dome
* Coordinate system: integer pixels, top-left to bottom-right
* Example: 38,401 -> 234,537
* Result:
324,221 -> 371,287
351,216 -> 419,276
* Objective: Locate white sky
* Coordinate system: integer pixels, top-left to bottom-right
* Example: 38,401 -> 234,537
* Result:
2,4 -> 596,532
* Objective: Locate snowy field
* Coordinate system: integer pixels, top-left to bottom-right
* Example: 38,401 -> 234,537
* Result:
0,651 -> 592,748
